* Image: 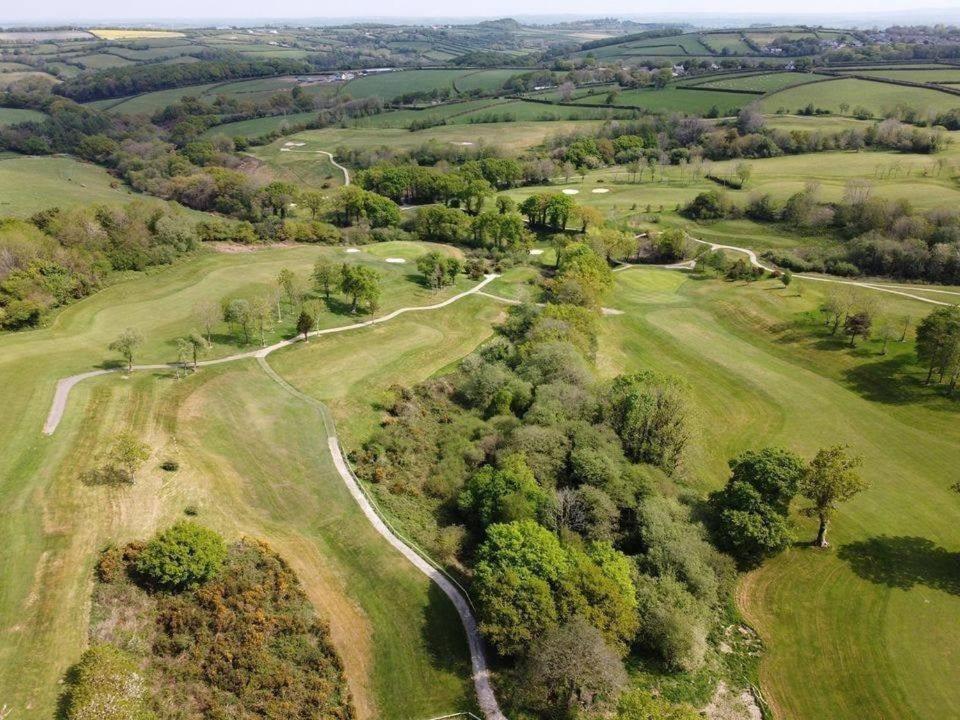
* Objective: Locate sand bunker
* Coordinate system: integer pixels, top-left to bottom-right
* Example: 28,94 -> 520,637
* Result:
592,188 -> 610,193
562,188 -> 579,195
451,141 -> 474,146
530,249 -> 545,255
345,248 -> 360,253
284,141 -> 306,147
385,258 -> 406,263
280,148 -> 291,152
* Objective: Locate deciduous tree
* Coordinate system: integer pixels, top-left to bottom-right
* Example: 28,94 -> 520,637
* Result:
798,445 -> 867,547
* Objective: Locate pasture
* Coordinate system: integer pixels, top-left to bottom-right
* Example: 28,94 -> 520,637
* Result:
0,155 -> 140,215
0,107 -> 45,126
573,86 -> 757,115
840,68 -> 960,84
600,269 -> 960,720
341,69 -> 470,100
685,71 -> 833,93
0,242 -> 482,719
761,77 -> 960,116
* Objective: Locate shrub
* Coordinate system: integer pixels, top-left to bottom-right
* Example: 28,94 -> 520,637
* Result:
63,644 -> 153,720
634,575 -> 710,672
134,521 -> 227,591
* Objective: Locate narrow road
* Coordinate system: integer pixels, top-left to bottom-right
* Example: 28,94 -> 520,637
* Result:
40,272 -> 505,720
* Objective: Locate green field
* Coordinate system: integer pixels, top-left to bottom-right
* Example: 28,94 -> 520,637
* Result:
97,75 -> 341,115
761,77 -> 960,116
454,68 -> 522,93
598,269 -> 960,720
252,119 -> 606,165
687,71 -> 833,93
74,52 -> 135,69
573,86 -> 758,115
0,242 -> 481,719
841,68 -> 960,84
203,111 -> 320,138
341,69 -> 470,100
702,32 -> 754,54
0,155 -> 144,215
0,107 -> 45,126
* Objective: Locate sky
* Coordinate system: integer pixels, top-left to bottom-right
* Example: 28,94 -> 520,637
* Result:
2,0 -> 958,23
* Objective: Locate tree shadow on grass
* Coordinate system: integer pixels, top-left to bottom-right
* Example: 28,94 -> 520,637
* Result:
421,579 -> 475,681
842,354 -> 933,405
837,536 -> 960,596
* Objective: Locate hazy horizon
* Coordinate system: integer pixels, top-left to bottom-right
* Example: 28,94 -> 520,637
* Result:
3,1 -> 960,25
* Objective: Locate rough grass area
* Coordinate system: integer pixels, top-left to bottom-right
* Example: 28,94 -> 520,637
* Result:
601,269 -> 960,720
0,155 -> 138,215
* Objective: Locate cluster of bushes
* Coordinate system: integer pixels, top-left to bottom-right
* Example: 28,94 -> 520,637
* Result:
540,112 -> 947,181
0,202 -> 198,329
53,56 -> 313,102
63,522 -> 355,720
353,249 -> 735,716
684,184 -> 960,283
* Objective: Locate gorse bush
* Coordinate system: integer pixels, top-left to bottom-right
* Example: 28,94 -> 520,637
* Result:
62,644 -> 153,720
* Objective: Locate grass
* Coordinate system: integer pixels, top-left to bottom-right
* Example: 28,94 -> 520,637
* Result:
0,155 -> 143,215
100,76 -> 342,115
839,68 -> 960,84
503,134 -> 960,224
203,111 -> 320,139
687,72 -> 833,93
573,86 -> 757,115
600,268 -> 960,720
341,69 -> 470,101
269,293 -> 501,447
0,242 -> 479,719
454,68 -> 522,93
251,120 -> 607,170
0,107 -> 45,126
761,77 -> 960,116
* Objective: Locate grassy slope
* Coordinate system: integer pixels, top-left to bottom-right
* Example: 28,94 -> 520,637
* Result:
0,155 -> 149,216
503,130 -> 960,221
600,269 -> 960,720
0,107 -> 46,126
761,77 -> 960,116
0,243 -> 477,719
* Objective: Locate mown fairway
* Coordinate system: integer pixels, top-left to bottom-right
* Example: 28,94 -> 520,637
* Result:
600,269 -> 960,720
0,243 -> 479,719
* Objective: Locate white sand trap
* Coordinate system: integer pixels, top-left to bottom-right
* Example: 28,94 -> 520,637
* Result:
385,257 -> 406,263
283,141 -> 305,147
280,147 -> 291,152
345,247 -> 360,253
562,188 -> 579,195
530,249 -> 545,255
451,141 -> 474,146
592,188 -> 610,193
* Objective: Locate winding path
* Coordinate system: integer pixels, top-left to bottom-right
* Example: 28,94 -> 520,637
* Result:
41,271 -> 506,719
318,150 -> 351,186
681,237 -> 956,307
